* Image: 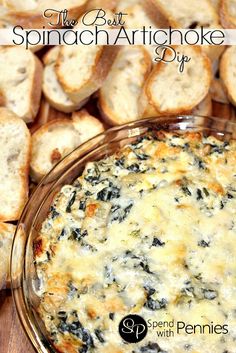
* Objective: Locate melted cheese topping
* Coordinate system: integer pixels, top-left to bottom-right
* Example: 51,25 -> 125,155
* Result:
35,131 -> 236,353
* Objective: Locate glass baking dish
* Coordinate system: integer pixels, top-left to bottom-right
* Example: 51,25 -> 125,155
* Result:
10,115 -> 236,353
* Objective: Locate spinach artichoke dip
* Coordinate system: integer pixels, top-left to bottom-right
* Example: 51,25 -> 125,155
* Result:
34,131 -> 236,353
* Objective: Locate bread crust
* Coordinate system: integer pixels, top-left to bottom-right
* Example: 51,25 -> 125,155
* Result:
220,0 -> 236,28
43,47 -> 89,113
5,3 -> 87,29
56,45 -> 120,105
30,118 -> 76,182
145,46 -> 212,115
0,222 -> 16,289
0,108 -> 31,221
30,56 -> 43,122
99,47 -> 152,126
220,46 -> 236,105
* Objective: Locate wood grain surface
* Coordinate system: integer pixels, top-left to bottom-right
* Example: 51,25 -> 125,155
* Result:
0,290 -> 35,353
0,101 -> 236,353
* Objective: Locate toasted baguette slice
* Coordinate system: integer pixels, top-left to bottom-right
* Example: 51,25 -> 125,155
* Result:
220,46 -> 236,105
86,0 -> 117,10
0,222 -> 16,290
210,0 -> 221,10
192,94 -> 212,116
30,98 -> 70,134
0,108 -> 30,221
147,0 -> 219,27
31,113 -> 104,181
43,47 -> 88,113
99,46 -> 152,125
210,78 -> 229,104
220,0 -> 236,28
56,45 -> 119,105
142,46 -> 211,115
2,0 -> 87,28
116,1 -> 162,60
0,47 -> 43,123
30,119 -> 81,182
0,15 -> 43,52
56,11 -> 120,105
72,110 -> 104,144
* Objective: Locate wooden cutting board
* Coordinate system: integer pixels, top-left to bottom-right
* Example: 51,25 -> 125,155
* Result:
0,101 -> 236,353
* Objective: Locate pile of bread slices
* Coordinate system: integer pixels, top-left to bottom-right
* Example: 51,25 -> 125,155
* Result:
1,0 -> 236,290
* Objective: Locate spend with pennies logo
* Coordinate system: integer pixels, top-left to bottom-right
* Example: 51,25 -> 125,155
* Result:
118,314 -> 148,343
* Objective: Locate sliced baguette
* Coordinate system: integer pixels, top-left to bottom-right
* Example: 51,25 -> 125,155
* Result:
142,46 -> 211,115
55,11 -> 120,105
0,47 -> 43,123
56,45 -> 119,105
86,0 -> 117,10
210,0 -> 221,10
146,0 -> 223,62
30,98 -> 70,134
192,94 -> 212,116
0,108 -> 30,221
99,46 -> 152,125
0,15 -> 43,52
72,109 -> 104,144
31,112 -> 104,181
43,47 -> 88,113
147,0 -> 220,27
2,0 -> 87,28
220,46 -> 236,105
116,1 -> 162,60
220,0 -> 236,28
210,77 -> 229,104
0,222 -> 16,290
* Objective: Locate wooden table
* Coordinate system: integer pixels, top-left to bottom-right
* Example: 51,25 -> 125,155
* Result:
0,290 -> 35,353
1,101 -> 236,353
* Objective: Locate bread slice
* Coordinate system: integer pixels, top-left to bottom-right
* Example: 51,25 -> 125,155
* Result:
142,46 -> 211,115
0,222 -> 16,290
2,0 -> 87,28
146,0 -> 223,63
43,47 -> 88,113
72,109 -> 104,144
31,112 -> 104,181
56,45 -> 119,105
147,0 -> 219,27
30,98 -> 70,134
192,94 -> 212,116
0,47 -> 43,123
99,46 -> 152,125
86,0 -> 117,10
55,11 -> 120,105
116,1 -> 163,60
220,46 -> 236,105
210,78 -> 229,104
0,14 -> 43,52
220,0 -> 236,28
210,0 -> 221,10
0,108 -> 30,221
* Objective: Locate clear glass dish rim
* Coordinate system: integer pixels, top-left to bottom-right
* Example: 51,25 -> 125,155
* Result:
10,115 -> 236,353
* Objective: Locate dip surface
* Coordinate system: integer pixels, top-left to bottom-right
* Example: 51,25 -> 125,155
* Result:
35,131 -> 236,353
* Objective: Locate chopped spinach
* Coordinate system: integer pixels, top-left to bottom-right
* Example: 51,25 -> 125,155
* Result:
140,342 -> 166,353
198,240 -> 210,248
69,228 -> 88,241
97,186 -> 120,201
202,289 -> 218,300
66,191 -> 77,213
127,163 -> 140,173
50,206 -> 59,219
152,237 -> 165,247
94,329 -> 105,343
